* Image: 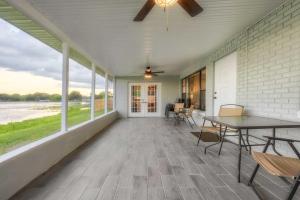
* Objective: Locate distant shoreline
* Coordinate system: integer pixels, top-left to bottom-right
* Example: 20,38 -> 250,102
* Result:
0,101 -> 61,125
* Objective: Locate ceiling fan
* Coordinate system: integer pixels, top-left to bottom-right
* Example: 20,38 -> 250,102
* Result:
144,66 -> 165,79
134,0 -> 203,22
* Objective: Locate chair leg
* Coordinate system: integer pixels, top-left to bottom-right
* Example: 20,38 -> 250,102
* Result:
186,117 -> 193,128
174,114 -> 179,126
287,177 -> 300,200
248,164 -> 260,185
248,139 -> 271,186
184,117 -> 192,128
191,117 -> 197,125
197,131 -> 202,146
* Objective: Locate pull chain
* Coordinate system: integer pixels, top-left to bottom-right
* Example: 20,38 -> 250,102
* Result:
164,0 -> 169,31
166,6 -> 169,31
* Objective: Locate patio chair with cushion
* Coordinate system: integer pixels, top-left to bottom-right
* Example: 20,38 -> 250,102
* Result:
248,136 -> 300,200
173,103 -> 185,125
182,105 -> 197,128
217,104 -> 245,155
165,103 -> 175,118
196,104 -> 245,154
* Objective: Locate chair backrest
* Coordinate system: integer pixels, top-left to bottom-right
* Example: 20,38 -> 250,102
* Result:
174,103 -> 184,112
218,104 -> 244,117
187,105 -> 194,116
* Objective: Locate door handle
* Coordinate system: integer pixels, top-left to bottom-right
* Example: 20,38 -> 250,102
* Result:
214,97 -> 217,99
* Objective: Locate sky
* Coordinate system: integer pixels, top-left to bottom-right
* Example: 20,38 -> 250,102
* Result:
0,19 -> 105,96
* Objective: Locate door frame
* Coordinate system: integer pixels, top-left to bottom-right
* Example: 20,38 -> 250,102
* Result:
128,82 -> 162,117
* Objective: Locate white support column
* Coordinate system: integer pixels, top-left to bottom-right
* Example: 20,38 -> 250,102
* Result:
61,43 -> 69,132
105,73 -> 108,114
113,77 -> 116,111
91,63 -> 96,120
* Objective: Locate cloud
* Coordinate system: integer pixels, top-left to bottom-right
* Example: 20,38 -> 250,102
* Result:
0,19 -> 105,89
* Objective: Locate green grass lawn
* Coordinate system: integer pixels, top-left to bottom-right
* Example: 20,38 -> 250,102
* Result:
0,105 -> 104,155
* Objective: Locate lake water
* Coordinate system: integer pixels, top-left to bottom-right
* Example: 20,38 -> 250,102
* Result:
0,102 -> 61,125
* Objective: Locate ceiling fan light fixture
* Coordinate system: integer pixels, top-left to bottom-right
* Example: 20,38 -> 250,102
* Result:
155,0 -> 177,8
144,71 -> 153,79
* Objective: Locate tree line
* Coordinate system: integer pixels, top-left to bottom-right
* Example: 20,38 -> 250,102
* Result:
0,91 -> 106,102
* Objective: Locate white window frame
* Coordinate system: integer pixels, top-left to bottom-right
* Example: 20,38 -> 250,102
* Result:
61,43 -> 69,132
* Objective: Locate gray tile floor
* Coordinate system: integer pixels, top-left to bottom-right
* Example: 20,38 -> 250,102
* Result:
11,118 -> 300,200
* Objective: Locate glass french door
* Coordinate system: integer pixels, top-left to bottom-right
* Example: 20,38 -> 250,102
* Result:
128,83 -> 161,117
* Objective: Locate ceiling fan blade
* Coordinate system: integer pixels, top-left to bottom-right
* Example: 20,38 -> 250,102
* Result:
177,0 -> 203,17
134,0 -> 155,21
153,71 -> 165,74
153,73 -> 158,76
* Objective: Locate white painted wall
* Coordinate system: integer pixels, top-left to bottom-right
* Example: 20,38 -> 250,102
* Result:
0,111 -> 118,200
116,76 -> 180,118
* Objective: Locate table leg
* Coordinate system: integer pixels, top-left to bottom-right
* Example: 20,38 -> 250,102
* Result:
238,129 -> 242,182
218,126 -> 227,155
197,119 -> 206,146
272,128 -> 282,156
241,134 -> 249,152
246,129 -> 252,154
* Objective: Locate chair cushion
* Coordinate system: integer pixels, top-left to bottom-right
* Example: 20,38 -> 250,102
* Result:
201,126 -> 219,133
252,152 -> 300,177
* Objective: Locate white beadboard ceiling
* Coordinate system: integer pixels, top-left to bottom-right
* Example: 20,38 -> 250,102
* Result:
17,0 -> 284,75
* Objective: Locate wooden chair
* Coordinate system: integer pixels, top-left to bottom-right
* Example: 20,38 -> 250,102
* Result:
182,105 -> 197,128
173,103 -> 184,125
218,104 -> 245,155
249,136 -> 300,200
196,104 -> 245,154
174,103 -> 184,113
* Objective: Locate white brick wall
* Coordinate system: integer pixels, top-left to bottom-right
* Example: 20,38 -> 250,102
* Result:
181,0 -> 300,156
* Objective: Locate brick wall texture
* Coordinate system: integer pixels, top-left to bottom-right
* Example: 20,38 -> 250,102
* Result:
185,0 -> 300,155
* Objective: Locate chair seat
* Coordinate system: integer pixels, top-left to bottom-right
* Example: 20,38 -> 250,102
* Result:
202,126 -> 238,133
252,152 -> 300,178
216,125 -> 238,132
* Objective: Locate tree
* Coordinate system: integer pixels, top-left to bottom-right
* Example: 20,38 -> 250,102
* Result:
0,93 -> 10,101
95,91 -> 105,99
50,94 -> 61,102
68,91 -> 82,101
10,94 -> 21,101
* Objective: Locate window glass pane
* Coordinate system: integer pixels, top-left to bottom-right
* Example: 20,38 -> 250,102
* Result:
131,85 -> 141,113
0,19 -> 62,155
182,79 -> 186,98
68,59 -> 91,127
95,72 -> 105,117
188,72 -> 200,109
107,77 -> 114,112
200,69 -> 206,90
181,68 -> 206,111
200,69 -> 206,110
148,85 -> 157,112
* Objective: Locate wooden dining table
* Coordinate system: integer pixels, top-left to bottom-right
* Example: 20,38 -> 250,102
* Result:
202,115 -> 300,182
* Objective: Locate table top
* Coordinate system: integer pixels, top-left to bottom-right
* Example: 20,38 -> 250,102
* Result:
203,116 -> 300,129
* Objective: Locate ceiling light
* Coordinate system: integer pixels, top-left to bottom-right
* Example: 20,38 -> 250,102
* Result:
155,0 -> 177,8
144,72 -> 152,79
